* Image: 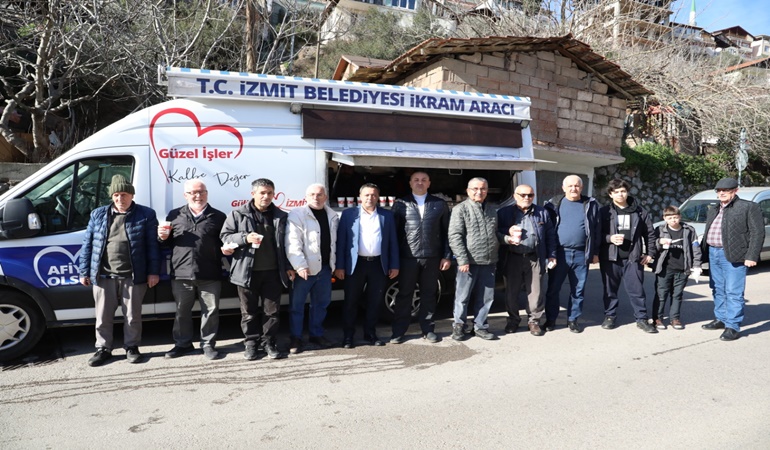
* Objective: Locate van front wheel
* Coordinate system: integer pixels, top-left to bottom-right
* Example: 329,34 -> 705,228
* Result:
381,279 -> 442,323
0,292 -> 45,362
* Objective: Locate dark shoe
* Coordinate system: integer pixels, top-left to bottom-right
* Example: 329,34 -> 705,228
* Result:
309,336 -> 334,348
543,321 -> 556,332
451,324 -> 466,341
637,320 -> 658,334
568,320 -> 583,333
389,335 -> 405,344
702,319 -> 725,330
720,328 -> 740,341
601,316 -> 616,330
203,346 -> 219,360
655,319 -> 667,330
474,328 -> 496,340
265,341 -> 284,359
367,337 -> 385,347
164,344 -> 195,359
671,318 -> 684,330
528,323 -> 545,336
505,320 -> 520,333
342,339 -> 355,349
87,348 -> 112,367
244,343 -> 260,361
289,337 -> 303,354
126,346 -> 142,363
423,332 -> 441,343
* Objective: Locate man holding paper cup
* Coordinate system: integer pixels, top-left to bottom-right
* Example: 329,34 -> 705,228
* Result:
158,179 -> 227,360
221,178 -> 294,360
598,179 -> 657,333
497,184 -> 557,336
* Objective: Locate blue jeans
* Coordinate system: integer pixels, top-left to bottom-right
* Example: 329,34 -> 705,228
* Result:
708,247 -> 747,331
453,264 -> 495,331
545,247 -> 588,322
289,265 -> 332,338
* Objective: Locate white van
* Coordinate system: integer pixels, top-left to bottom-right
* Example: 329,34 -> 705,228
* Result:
0,67 -> 541,361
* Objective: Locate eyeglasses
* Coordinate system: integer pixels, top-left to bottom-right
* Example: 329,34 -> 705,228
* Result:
715,188 -> 735,193
468,187 -> 488,192
185,190 -> 208,196
516,193 -> 535,198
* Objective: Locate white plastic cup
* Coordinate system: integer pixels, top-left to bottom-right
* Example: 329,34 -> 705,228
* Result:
346,197 -> 354,207
388,196 -> 395,207
357,198 -> 362,206
660,238 -> 672,249
512,225 -> 522,244
251,233 -> 263,249
337,197 -> 345,208
379,197 -> 386,207
159,220 -> 172,238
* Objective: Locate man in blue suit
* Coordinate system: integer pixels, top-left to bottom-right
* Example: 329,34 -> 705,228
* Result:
335,183 -> 399,348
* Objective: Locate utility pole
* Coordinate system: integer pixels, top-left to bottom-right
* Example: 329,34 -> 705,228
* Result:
736,128 -> 748,186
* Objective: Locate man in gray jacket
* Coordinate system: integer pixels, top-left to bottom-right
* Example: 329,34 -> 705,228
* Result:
221,178 -> 294,360
448,177 -> 499,341
700,177 -> 764,341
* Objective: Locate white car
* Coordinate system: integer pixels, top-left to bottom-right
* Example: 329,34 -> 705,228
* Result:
655,186 -> 770,263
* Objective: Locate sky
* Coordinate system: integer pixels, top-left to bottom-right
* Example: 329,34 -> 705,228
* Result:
671,0 -> 770,36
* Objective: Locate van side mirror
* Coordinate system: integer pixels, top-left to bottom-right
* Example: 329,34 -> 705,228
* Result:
1,198 -> 42,239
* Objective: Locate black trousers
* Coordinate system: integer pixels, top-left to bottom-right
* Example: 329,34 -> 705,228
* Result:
392,257 -> 441,336
343,258 -> 387,340
237,269 -> 282,345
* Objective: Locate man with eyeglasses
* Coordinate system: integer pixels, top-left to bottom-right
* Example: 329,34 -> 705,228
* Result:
700,177 -> 764,341
159,179 -> 227,360
497,184 -> 557,336
448,177 -> 499,341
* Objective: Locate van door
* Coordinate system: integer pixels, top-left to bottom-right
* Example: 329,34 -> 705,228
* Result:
0,155 -> 136,323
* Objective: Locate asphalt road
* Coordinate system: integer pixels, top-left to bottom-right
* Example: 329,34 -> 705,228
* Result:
2,263 -> 770,449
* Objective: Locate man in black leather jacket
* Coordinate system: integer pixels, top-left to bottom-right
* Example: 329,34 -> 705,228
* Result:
390,171 -> 452,344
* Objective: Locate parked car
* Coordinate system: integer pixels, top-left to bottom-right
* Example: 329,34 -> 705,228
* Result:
654,186 -> 770,265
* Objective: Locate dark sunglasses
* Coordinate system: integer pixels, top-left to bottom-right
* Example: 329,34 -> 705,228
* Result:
516,193 -> 535,198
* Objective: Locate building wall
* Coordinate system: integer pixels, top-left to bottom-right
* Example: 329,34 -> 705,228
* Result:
399,50 -> 627,156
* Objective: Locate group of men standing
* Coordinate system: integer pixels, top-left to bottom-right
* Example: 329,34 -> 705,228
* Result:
79,171 -> 761,367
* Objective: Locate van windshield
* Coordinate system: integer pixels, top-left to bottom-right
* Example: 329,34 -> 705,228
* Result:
679,199 -> 719,224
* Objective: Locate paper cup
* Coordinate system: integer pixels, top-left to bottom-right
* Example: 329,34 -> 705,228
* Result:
379,198 -> 386,207
346,197 -> 354,207
388,196 -> 395,207
337,197 -> 345,208
251,234 -> 263,249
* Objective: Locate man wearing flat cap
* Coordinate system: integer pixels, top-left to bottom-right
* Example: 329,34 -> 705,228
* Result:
79,174 -> 161,366
700,177 -> 764,341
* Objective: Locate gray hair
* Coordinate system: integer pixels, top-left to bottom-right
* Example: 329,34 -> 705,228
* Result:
305,183 -> 327,195
251,178 -> 275,191
183,178 -> 207,192
467,177 -> 488,188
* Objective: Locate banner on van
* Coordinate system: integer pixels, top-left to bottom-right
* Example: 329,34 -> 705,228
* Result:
164,67 -> 531,122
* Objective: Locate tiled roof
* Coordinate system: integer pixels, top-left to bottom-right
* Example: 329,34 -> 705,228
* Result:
333,34 -> 653,98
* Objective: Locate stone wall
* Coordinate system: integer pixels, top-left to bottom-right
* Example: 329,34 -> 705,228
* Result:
400,51 -> 627,156
594,164 -> 713,219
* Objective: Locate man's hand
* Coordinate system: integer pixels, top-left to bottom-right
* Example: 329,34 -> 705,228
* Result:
334,269 -> 345,280
439,258 -> 451,271
745,260 -> 757,267
592,255 -> 599,264
148,275 -> 159,288
80,276 -> 91,286
388,269 -> 399,279
287,269 -> 296,282
158,227 -> 170,240
221,247 -> 235,256
296,268 -> 309,280
458,264 -> 470,273
639,254 -> 652,265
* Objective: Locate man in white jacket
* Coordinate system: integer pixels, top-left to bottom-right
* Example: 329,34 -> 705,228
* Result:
286,183 -> 340,353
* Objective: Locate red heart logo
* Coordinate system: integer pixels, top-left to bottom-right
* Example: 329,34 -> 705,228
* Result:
150,107 -> 244,183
